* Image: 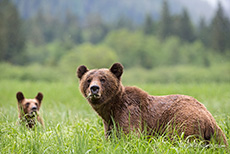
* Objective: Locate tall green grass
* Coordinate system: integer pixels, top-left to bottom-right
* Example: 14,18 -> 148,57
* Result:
0,80 -> 229,153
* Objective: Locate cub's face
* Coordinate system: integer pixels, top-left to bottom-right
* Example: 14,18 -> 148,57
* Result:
77,63 -> 123,105
17,92 -> 43,118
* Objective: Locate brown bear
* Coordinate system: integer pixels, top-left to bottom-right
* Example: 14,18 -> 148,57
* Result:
16,92 -> 44,128
77,63 -> 228,147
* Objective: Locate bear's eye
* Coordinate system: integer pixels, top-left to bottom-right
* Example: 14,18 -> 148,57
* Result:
87,79 -> 91,83
100,78 -> 105,83
26,102 -> 30,107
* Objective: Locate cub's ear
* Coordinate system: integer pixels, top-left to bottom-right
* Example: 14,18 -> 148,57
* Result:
16,92 -> 25,103
35,92 -> 43,103
77,65 -> 88,79
110,63 -> 123,80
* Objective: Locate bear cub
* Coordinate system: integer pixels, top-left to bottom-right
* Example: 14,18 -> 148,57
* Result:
77,63 -> 228,147
16,92 -> 44,128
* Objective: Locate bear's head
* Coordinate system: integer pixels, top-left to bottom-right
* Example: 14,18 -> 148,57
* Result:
77,63 -> 123,106
17,92 -> 43,118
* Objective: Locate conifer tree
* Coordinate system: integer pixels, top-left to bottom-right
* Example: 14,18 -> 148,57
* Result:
143,14 -> 155,35
178,9 -> 195,42
210,2 -> 230,53
0,0 -> 25,64
158,0 -> 172,40
198,17 -> 209,46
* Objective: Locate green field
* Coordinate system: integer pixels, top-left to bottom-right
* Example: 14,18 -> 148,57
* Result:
0,80 -> 229,153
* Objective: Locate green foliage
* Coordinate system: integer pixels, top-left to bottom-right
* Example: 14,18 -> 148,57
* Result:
113,16 -> 134,30
197,18 -> 210,48
105,30 -> 148,68
0,80 -> 229,153
105,30 -> 227,69
0,0 -> 25,64
59,43 -> 118,73
175,9 -> 195,42
84,14 -> 109,44
158,2 -> 195,43
24,11 -> 83,46
0,61 -> 229,84
0,63 -> 61,82
210,2 -> 230,53
122,63 -> 230,84
158,0 -> 172,40
1,0 -> 230,67
143,14 -> 155,35
25,41 -> 72,66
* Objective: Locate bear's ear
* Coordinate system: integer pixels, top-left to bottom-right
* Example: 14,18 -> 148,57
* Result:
35,92 -> 43,103
77,65 -> 88,79
16,92 -> 24,103
110,63 -> 123,80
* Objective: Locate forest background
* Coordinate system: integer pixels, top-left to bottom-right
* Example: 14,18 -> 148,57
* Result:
0,0 -> 230,83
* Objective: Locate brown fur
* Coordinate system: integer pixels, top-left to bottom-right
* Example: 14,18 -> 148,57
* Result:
77,63 -> 228,147
16,92 -> 44,128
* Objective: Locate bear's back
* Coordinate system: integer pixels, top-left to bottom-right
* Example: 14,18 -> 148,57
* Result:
148,94 -> 220,141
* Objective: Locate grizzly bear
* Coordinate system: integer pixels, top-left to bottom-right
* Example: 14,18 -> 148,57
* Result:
16,92 -> 44,128
77,63 -> 228,147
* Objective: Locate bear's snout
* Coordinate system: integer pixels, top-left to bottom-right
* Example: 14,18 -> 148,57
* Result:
87,84 -> 101,102
29,105 -> 38,116
31,106 -> 37,112
90,85 -> 100,95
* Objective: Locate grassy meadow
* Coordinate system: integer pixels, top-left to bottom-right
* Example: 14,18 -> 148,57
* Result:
0,79 -> 229,153
1,0 -> 230,153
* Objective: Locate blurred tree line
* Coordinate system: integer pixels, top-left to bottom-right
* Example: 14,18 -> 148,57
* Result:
0,0 -> 25,64
0,0 -> 229,69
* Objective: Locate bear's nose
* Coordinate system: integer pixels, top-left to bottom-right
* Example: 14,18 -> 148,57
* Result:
90,85 -> 100,94
31,106 -> 37,111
